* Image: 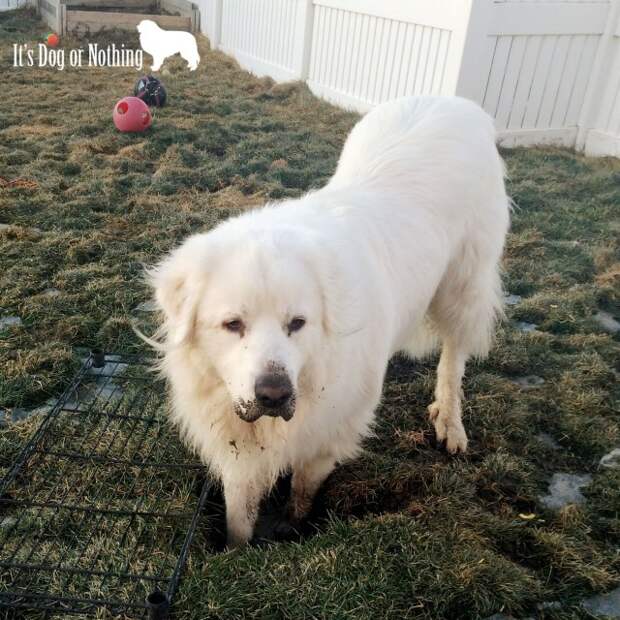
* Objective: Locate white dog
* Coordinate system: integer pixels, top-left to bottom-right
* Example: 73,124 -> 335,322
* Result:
144,96 -> 510,546
137,19 -> 200,71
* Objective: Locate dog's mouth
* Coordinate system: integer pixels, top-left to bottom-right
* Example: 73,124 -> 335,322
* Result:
233,398 -> 296,423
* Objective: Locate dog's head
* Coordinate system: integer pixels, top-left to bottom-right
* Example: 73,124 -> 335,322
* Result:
148,223 -> 337,423
137,19 -> 158,35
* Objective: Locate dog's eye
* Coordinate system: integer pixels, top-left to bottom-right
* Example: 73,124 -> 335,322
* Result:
223,319 -> 244,333
288,317 -> 306,334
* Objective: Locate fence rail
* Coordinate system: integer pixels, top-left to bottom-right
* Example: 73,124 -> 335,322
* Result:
197,0 -> 620,157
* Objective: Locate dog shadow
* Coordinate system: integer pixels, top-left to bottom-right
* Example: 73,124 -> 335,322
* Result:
197,474 -> 330,552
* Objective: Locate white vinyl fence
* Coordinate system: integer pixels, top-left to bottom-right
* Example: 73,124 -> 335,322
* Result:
197,0 -> 620,157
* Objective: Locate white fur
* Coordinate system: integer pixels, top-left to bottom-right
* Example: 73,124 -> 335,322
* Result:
137,19 -> 200,71
146,96 -> 510,546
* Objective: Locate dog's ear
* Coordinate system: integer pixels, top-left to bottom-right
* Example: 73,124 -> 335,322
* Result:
148,234 -> 210,346
307,238 -> 359,338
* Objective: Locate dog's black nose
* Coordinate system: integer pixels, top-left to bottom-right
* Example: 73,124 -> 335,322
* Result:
255,373 -> 293,409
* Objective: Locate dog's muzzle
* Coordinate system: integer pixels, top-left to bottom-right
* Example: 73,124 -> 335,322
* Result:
234,372 -> 296,422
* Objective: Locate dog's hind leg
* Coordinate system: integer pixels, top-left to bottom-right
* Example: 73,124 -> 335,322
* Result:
428,260 -> 504,453
427,339 -> 468,453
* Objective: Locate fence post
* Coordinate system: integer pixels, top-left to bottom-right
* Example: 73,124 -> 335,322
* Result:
60,2 -> 66,36
452,0 -> 495,104
211,0 -> 223,48
202,0 -> 223,48
576,0 -> 620,151
448,0 -> 493,105
292,0 -> 315,80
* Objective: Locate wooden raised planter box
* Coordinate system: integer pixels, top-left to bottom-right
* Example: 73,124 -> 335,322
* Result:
37,0 -> 199,35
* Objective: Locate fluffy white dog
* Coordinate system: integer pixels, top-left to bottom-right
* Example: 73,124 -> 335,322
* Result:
145,96 -> 510,546
137,19 -> 200,71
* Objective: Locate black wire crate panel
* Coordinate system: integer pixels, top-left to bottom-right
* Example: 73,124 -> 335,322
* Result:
0,353 -> 211,619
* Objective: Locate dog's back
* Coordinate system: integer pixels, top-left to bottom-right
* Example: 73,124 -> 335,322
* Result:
330,96 -> 497,181
324,96 -> 510,360
327,95 -> 509,283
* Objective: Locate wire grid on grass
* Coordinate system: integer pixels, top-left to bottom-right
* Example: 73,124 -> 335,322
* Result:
0,352 -> 211,619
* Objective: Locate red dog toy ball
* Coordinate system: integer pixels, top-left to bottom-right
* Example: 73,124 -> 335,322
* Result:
112,97 -> 152,133
46,32 -> 59,47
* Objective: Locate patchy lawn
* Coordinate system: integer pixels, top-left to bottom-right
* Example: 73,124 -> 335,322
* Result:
1,9 -> 619,620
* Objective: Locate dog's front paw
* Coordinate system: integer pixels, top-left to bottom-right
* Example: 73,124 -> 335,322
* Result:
273,518 -> 301,542
226,532 -> 250,549
428,402 -> 468,454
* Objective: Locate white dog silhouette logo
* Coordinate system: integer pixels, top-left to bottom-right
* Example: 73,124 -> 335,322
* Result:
137,19 -> 200,71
